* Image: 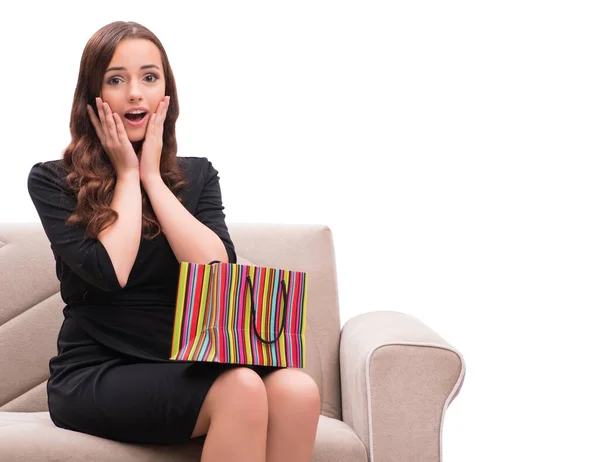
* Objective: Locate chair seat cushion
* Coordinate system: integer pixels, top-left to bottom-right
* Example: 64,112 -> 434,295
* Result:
0,412 -> 367,462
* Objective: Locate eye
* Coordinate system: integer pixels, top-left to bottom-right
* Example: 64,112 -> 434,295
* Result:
145,73 -> 159,83
107,76 -> 122,85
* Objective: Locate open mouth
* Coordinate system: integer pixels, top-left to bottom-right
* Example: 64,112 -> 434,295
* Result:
124,112 -> 148,125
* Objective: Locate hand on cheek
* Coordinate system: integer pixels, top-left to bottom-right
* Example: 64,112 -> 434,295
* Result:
140,96 -> 170,183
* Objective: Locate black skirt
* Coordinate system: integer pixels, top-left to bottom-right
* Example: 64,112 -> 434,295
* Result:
47,313 -> 281,445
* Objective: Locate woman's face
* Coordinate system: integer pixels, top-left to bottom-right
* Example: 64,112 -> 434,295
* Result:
100,38 -> 166,143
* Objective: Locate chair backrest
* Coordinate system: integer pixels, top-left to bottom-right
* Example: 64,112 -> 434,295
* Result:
0,222 -> 342,419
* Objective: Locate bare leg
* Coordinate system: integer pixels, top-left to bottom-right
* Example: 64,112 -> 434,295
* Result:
191,367 -> 269,462
263,369 -> 321,462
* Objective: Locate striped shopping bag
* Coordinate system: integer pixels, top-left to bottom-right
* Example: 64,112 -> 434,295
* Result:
169,260 -> 308,368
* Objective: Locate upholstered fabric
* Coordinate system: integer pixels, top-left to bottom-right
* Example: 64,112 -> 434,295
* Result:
340,311 -> 465,461
0,412 -> 367,462
0,222 -> 465,461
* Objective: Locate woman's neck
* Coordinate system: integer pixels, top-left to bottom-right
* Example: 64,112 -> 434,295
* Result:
132,140 -> 143,154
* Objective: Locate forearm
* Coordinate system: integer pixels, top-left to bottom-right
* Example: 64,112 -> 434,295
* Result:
142,175 -> 228,264
98,171 -> 143,288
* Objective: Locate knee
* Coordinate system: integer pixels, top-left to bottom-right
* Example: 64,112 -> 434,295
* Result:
266,369 -> 321,418
214,366 -> 268,423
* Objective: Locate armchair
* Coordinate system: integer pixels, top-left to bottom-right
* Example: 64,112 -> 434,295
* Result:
0,222 -> 465,461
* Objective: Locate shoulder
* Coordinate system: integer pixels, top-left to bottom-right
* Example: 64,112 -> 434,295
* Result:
27,159 -> 68,191
177,156 -> 221,188
29,159 -> 66,176
177,156 -> 213,172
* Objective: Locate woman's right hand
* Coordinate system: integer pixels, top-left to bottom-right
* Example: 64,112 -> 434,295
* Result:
87,97 -> 139,176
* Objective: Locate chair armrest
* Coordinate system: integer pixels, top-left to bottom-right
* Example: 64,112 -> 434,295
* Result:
340,310 -> 465,462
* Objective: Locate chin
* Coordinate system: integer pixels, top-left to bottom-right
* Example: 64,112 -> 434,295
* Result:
128,134 -> 144,143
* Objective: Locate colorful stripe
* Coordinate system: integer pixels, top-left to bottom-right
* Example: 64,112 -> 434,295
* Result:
170,262 -> 307,368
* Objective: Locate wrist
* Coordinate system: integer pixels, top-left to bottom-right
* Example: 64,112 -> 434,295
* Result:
116,169 -> 140,182
141,173 -> 164,188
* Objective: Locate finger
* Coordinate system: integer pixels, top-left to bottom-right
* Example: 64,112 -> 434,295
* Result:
147,112 -> 157,137
113,113 -> 129,142
158,100 -> 168,135
156,101 -> 165,125
96,97 -> 107,131
158,99 -> 168,126
86,104 -> 102,137
103,102 -> 118,139
161,96 -> 170,122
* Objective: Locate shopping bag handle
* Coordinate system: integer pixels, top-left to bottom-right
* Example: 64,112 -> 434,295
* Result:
208,260 -> 289,345
246,275 -> 288,345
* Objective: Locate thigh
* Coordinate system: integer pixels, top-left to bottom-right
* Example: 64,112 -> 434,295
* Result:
191,364 -> 273,438
48,358 -> 240,445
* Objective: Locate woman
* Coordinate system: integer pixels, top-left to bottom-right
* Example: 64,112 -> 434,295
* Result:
27,21 -> 320,462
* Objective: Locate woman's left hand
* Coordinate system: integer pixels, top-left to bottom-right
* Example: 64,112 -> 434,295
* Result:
140,96 -> 170,183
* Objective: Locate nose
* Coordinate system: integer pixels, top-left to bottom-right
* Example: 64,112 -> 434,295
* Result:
127,81 -> 143,103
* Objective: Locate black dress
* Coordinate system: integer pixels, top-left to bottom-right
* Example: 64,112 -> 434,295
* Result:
27,157 -> 280,445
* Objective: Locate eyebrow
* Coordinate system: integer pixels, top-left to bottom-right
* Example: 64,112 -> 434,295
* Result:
104,64 -> 161,74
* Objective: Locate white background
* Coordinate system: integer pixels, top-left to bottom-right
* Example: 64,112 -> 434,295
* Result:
1,1 -> 599,460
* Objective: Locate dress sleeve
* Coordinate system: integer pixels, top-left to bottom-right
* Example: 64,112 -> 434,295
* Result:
27,162 -> 122,292
194,159 -> 237,264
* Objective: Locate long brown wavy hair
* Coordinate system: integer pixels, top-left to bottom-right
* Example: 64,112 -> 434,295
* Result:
62,21 -> 187,240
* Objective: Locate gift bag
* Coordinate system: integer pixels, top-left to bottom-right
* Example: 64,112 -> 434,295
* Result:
170,260 -> 307,368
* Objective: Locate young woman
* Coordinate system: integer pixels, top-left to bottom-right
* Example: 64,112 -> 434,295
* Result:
27,21 -> 320,462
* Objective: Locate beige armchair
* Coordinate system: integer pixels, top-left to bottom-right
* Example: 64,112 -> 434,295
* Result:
0,222 -> 465,461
